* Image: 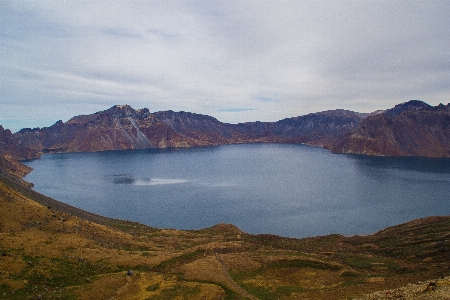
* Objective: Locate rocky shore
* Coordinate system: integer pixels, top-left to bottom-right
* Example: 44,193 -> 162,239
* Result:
355,276 -> 450,299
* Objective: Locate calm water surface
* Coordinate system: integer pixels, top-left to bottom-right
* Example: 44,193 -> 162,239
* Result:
24,144 -> 450,238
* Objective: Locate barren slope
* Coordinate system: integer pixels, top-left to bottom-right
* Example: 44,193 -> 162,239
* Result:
1,175 -> 449,299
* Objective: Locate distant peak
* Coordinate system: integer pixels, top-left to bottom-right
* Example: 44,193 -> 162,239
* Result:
103,105 -> 138,118
115,104 -> 131,108
201,223 -> 245,234
304,109 -> 367,119
108,104 -> 134,111
385,100 -> 431,116
400,100 -> 430,107
50,120 -> 64,127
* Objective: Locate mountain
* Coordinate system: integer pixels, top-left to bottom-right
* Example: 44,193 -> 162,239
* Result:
13,105 -> 366,154
0,125 -> 39,161
328,100 -> 450,157
269,109 -> 368,145
9,100 -> 450,158
0,125 -> 39,185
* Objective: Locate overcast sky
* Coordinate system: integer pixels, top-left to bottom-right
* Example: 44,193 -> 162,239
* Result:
1,0 -> 449,132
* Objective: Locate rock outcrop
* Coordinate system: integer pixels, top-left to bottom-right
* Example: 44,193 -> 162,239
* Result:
328,101 -> 450,157
0,125 -> 39,184
14,105 -> 366,154
0,125 -> 39,160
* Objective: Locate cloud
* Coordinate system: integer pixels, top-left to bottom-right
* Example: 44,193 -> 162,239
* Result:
1,0 -> 449,132
253,96 -> 278,103
219,108 -> 255,113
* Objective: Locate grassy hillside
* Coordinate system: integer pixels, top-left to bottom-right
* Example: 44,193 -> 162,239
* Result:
1,176 -> 449,299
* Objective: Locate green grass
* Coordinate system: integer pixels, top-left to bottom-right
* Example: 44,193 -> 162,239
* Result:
236,283 -> 305,300
185,280 -> 247,300
30,259 -> 117,287
228,258 -> 342,299
147,283 -> 202,299
4,255 -> 120,300
345,257 -> 373,269
154,250 -> 206,272
267,258 -> 342,270
343,255 -> 401,271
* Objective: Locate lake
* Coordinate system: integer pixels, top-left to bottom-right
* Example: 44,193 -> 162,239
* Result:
23,143 -> 450,238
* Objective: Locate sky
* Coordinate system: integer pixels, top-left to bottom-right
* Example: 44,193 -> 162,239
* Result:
1,0 -> 449,133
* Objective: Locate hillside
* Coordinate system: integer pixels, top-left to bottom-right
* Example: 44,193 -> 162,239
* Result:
328,101 -> 450,157
0,125 -> 40,187
13,105 -> 366,154
1,175 -> 449,299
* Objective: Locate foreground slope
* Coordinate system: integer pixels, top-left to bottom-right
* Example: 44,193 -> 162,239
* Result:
1,175 -> 449,299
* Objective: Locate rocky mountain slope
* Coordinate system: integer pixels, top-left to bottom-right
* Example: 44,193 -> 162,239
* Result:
328,101 -> 450,157
1,175 -> 449,299
0,126 -> 39,186
13,105 -> 366,154
4,100 -> 450,165
270,109 -> 368,145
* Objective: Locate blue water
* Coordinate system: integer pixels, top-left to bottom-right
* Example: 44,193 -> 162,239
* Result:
23,144 -> 450,238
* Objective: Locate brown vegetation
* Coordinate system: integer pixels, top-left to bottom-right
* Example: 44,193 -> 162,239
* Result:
1,174 -> 449,299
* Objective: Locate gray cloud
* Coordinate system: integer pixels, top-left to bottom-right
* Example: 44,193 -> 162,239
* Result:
1,0 -> 449,132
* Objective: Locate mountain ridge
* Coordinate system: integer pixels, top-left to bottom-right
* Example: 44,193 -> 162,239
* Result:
327,100 -> 450,157
13,105 -> 367,154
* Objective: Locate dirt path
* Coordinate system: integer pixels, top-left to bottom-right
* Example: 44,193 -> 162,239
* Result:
215,254 -> 259,300
177,254 -> 259,300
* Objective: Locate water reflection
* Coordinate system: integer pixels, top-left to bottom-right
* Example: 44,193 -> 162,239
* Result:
112,174 -> 135,184
347,154 -> 450,174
